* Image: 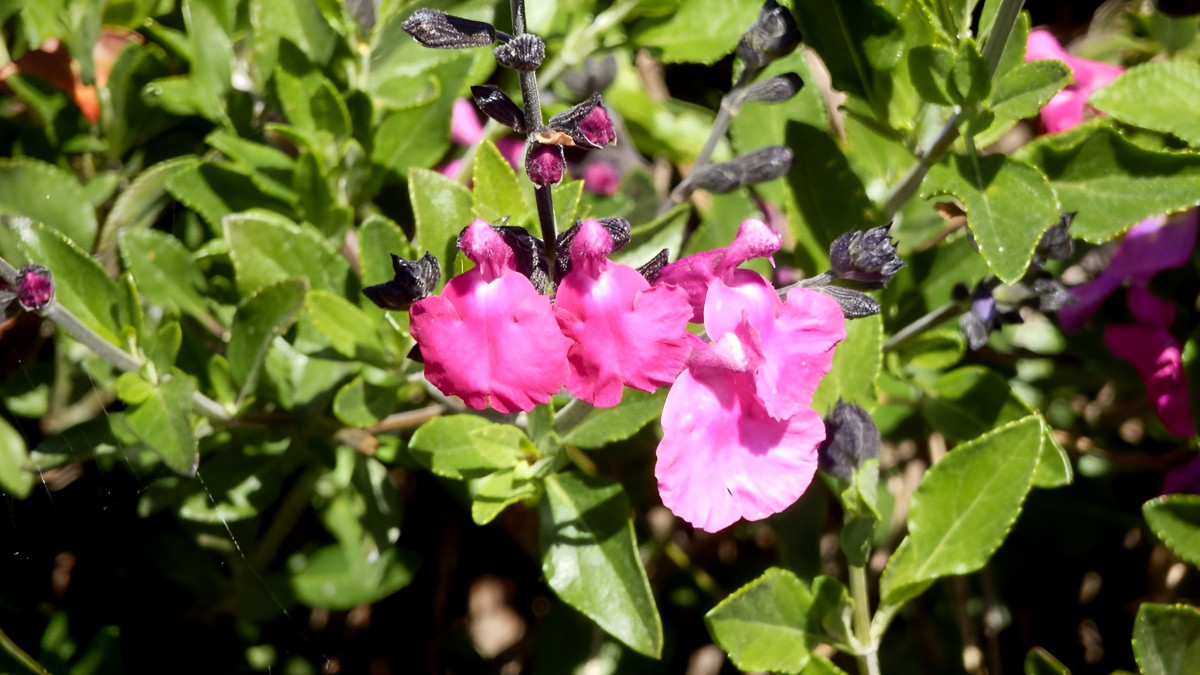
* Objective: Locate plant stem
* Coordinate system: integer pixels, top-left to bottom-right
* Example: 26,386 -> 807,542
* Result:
663,74 -> 755,211
0,624 -> 50,675
849,564 -> 881,675
553,397 -> 594,436
510,0 -> 559,274
882,300 -> 965,352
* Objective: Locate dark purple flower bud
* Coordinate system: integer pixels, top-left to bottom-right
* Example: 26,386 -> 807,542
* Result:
547,94 -> 616,149
959,282 -> 1018,350
738,72 -> 804,105
1032,275 -> 1076,313
16,265 -> 54,311
814,285 -> 880,319
637,249 -> 671,284
526,143 -> 565,186
470,85 -> 526,133
362,253 -> 441,311
687,163 -> 742,193
554,217 -> 631,282
402,9 -> 502,49
736,0 -> 802,71
829,225 -> 905,289
817,401 -> 880,480
561,55 -> 618,98
494,33 -> 545,71
492,225 -> 550,293
1033,212 -> 1074,266
730,145 -> 793,184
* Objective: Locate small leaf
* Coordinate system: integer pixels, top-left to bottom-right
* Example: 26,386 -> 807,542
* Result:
705,568 -> 812,674
0,417 -> 34,499
289,545 -> 417,610
988,60 -> 1071,122
950,38 -> 991,105
633,0 -> 762,64
98,157 -> 198,260
793,0 -> 903,118
813,313 -> 882,413
1143,494 -> 1200,568
409,167 -> 474,282
182,0 -> 234,121
540,472 -> 663,658
908,44 -> 956,106
224,211 -> 349,294
1133,603 -> 1200,675
0,158 -> 98,250
469,468 -> 539,525
305,290 -> 388,363
881,416 -> 1042,605
923,152 -> 1060,283
1089,61 -> 1200,147
165,162 -> 296,230
561,389 -> 666,449
409,415 -> 529,480
227,280 -> 308,402
473,140 -> 534,229
121,374 -> 200,476
358,215 -> 412,290
332,376 -> 396,427
119,229 -> 221,332
786,122 -> 878,251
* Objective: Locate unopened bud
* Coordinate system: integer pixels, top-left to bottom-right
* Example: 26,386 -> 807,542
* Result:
736,0 -> 801,71
959,282 -> 1018,350
471,85 -> 526,133
548,94 -> 616,149
494,33 -> 545,71
526,143 -> 565,186
16,265 -> 54,311
829,225 -> 904,289
817,401 -> 880,480
402,9 -> 500,49
730,145 -> 792,184
493,226 -> 551,293
739,72 -> 803,105
1033,212 -> 1074,266
814,285 -> 880,319
638,250 -> 671,284
561,55 -> 618,98
362,253 -> 440,311
1032,275 -> 1076,313
687,163 -> 742,193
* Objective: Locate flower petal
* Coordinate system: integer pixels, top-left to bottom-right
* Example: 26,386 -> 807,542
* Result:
1105,323 -> 1195,438
656,218 -> 782,322
655,366 -> 824,532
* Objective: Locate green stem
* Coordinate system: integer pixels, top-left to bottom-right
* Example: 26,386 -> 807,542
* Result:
553,397 -> 594,436
511,0 -> 559,275
0,624 -> 50,675
849,564 -> 881,675
882,300 -> 964,352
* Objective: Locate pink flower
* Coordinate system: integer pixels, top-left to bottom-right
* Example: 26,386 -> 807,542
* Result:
1026,29 -> 1124,133
409,220 -> 570,413
1163,454 -> 1200,496
440,99 -> 524,178
582,161 -> 621,196
654,221 -> 846,532
554,219 -> 692,407
1058,211 -> 1198,332
1104,322 -> 1195,439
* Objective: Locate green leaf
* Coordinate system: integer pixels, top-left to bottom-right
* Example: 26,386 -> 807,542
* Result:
472,140 -> 533,229
1089,61 -> 1200,147
1024,647 -> 1070,675
164,161 -> 296,230
119,373 -> 199,476
632,0 -> 761,64
224,211 -> 349,295
182,0 -> 233,121
409,415 -> 530,480
332,375 -> 396,427
552,179 -> 585,225
793,0 -> 903,119
1019,124 -> 1200,242
988,60 -> 1071,121
896,329 -> 966,370
1144,494 -> 1200,567
98,157 -> 198,260
142,320 -> 182,375
409,167 -> 474,282
908,44 -> 956,106
705,568 -> 812,674
786,122 -> 878,251
561,389 -> 666,450
1133,603 -> 1200,675
469,468 -> 539,525
14,221 -> 124,345
923,152 -> 1060,283
249,0 -> 336,78
950,38 -> 991,105
118,229 -> 221,332
358,215 -> 412,290
0,417 -> 34,499
305,290 -> 388,363
813,314 -> 883,413
0,158 -> 98,249
881,416 -> 1042,605
289,545 -> 417,610
227,279 -> 307,402
540,472 -> 662,658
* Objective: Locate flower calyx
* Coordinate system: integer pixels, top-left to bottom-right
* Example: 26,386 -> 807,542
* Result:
817,401 -> 881,480
494,33 -> 545,71
829,224 -> 905,290
547,93 -> 617,150
736,0 -> 802,73
401,9 -> 508,49
362,253 -> 441,311
470,85 -> 526,133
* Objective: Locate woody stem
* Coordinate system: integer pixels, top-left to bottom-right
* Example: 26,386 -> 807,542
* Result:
511,0 -> 559,276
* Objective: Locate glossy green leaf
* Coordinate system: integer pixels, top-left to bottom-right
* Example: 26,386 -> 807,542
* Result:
705,567 -> 812,674
289,545 -> 416,610
1019,124 -> 1200,242
358,215 -> 412,290
561,389 -> 666,450
469,468 -> 539,525
988,60 -> 1071,122
632,0 -> 761,64
793,0 -> 903,118
98,157 -> 197,261
15,221 -> 124,345
786,122 -> 878,249
1133,603 -> 1200,675
0,158 -> 98,250
409,415 -> 532,480
165,162 -> 296,230
0,417 -> 34,499
1090,61 -> 1200,146
182,0 -> 233,121
409,167 -> 474,282
119,373 -> 199,476
540,472 -> 662,658
118,229 -> 220,332
224,211 -> 349,294
1024,647 -> 1070,675
923,152 -> 1060,283
1143,494 -> 1200,567
881,416 -> 1042,605
305,290 -> 388,363
813,313 -> 883,413
249,0 -> 336,77
332,375 -> 396,427
473,140 -> 533,229
227,279 -> 307,401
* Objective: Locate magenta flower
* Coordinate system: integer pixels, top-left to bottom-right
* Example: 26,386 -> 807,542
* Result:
409,220 -> 570,413
654,221 -> 846,532
1105,322 -> 1195,439
1163,454 -> 1200,496
581,161 -> 621,196
441,99 -> 524,177
1058,212 -> 1198,332
1026,29 -> 1124,133
554,219 -> 692,407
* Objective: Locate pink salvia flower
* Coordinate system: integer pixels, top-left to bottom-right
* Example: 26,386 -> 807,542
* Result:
1026,29 -> 1124,133
654,221 -> 845,532
554,219 -> 693,407
450,98 -> 485,146
582,161 -> 621,196
409,220 -> 570,413
1104,323 -> 1195,439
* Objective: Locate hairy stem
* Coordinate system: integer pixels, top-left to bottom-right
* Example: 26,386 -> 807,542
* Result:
849,564 -> 881,675
882,300 -> 965,352
0,624 -> 50,675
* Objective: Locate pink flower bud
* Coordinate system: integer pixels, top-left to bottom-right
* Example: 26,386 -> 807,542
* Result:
526,143 -> 564,186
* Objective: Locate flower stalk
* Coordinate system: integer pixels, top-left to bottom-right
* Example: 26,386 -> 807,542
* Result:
850,563 -> 881,675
